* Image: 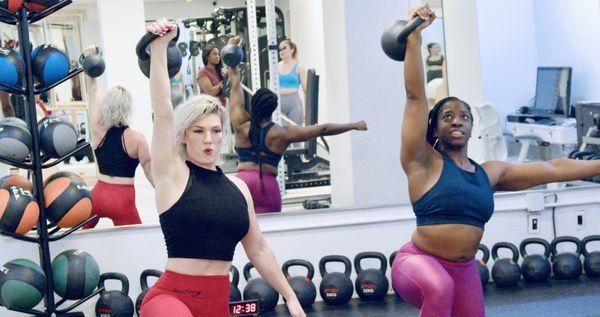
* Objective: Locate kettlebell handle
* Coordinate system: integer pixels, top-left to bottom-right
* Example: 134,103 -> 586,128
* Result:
396,17 -> 425,42
243,262 -> 257,282
282,259 -> 315,280
551,236 -> 582,256
491,242 -> 520,263
581,235 -> 600,257
136,27 -> 180,62
140,269 -> 162,291
99,272 -> 130,295
478,244 -> 491,263
519,238 -> 551,259
78,46 -> 102,65
354,251 -> 387,274
230,265 -> 240,287
319,255 -> 352,278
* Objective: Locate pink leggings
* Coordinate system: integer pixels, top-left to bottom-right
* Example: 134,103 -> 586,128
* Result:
236,169 -> 282,213
391,242 -> 484,317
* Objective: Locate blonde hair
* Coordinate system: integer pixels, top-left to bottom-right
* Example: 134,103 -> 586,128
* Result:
100,86 -> 133,128
174,94 -> 228,160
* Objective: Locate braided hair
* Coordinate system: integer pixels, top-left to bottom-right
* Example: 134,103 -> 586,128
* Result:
426,96 -> 473,150
248,88 -> 278,192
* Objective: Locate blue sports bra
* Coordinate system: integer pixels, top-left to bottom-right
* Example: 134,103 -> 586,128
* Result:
412,152 -> 494,230
235,122 -> 282,167
279,63 -> 300,89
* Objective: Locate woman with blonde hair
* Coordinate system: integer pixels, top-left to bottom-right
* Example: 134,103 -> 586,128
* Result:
83,46 -> 153,229
278,39 -> 307,125
138,20 -> 305,317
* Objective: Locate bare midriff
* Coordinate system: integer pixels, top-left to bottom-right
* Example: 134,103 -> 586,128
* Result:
97,173 -> 135,185
166,258 -> 230,276
412,223 -> 484,262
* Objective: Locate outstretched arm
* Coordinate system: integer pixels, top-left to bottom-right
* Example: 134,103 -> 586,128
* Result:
483,159 -> 600,192
399,5 -> 437,173
283,121 -> 367,144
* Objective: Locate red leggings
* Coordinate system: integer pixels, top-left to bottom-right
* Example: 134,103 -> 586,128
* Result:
140,271 -> 230,317
391,242 -> 485,317
83,180 -> 141,229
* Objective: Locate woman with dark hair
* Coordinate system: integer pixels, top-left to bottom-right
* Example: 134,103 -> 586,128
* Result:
228,67 -> 367,213
392,5 -> 600,317
140,20 -> 305,317
425,42 -> 444,83
197,45 -> 226,107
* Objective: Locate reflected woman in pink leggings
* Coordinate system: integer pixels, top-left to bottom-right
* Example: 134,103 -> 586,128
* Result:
394,5 -> 600,316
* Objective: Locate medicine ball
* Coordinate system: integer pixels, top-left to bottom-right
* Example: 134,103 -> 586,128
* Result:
44,176 -> 91,228
0,117 -> 28,130
31,44 -> 69,87
25,0 -> 61,12
0,0 -> 24,12
38,116 -> 77,159
0,121 -> 32,162
0,48 -> 24,90
0,174 -> 32,191
0,185 -> 39,234
44,171 -> 85,186
52,249 -> 100,300
0,258 -> 46,309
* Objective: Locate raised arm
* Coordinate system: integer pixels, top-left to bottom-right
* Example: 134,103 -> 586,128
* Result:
147,20 -> 186,182
483,159 -> 600,192
283,121 -> 367,144
227,66 -> 250,130
400,6 -> 437,173
83,47 -> 105,147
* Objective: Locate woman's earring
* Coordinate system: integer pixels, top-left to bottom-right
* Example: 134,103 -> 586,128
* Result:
433,138 -> 439,148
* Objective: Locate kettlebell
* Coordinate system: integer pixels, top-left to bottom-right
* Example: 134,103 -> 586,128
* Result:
582,235 -> 600,278
221,44 -> 244,67
491,242 -> 521,287
354,251 -> 389,301
477,244 -> 490,289
243,262 -> 279,312
135,269 -> 162,316
79,46 -> 105,78
136,26 -> 182,78
381,17 -> 425,61
229,265 -> 242,302
96,272 -> 134,317
282,259 -> 316,308
319,255 -> 353,306
551,236 -> 583,280
519,238 -> 551,283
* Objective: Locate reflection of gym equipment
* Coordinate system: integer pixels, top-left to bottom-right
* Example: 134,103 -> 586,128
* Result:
570,103 -> 600,182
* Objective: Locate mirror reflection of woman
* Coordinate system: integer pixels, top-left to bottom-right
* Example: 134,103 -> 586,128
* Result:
278,39 -> 307,125
228,66 -> 367,214
197,45 -> 226,108
82,46 -> 153,229
425,42 -> 447,106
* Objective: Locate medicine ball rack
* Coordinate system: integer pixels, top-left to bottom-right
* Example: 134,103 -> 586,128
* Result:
0,1 -> 102,316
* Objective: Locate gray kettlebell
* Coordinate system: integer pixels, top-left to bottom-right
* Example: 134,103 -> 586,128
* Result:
79,46 -> 105,78
221,41 -> 244,67
381,17 -> 425,61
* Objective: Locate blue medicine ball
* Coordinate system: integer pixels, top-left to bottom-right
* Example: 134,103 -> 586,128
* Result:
0,48 -> 24,91
0,122 -> 32,162
31,45 -> 69,87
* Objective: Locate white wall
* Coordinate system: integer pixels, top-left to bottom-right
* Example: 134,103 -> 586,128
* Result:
533,0 -> 600,103
2,184 -> 600,316
476,0 -> 538,120
289,0 -> 328,123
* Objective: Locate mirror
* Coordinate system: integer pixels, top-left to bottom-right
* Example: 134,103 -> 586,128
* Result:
420,0 -> 448,107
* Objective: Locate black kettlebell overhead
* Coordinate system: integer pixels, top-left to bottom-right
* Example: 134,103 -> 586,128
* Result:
79,46 -> 105,78
136,26 -> 182,78
491,242 -> 521,287
582,235 -> 600,278
519,238 -> 551,283
96,272 -> 134,317
319,255 -> 353,306
243,262 -> 279,313
282,259 -> 317,308
229,265 -> 242,302
381,16 -> 425,61
354,251 -> 389,301
551,236 -> 583,280
221,37 -> 244,67
477,244 -> 490,289
135,269 -> 162,316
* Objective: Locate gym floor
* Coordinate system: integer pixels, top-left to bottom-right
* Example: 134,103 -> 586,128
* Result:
263,276 -> 600,317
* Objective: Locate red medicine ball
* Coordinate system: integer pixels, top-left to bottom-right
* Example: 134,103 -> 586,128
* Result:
44,176 -> 92,228
0,0 -> 24,12
0,185 -> 39,234
25,0 -> 60,12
